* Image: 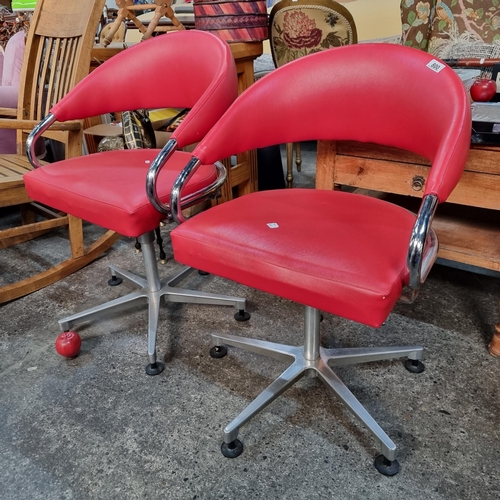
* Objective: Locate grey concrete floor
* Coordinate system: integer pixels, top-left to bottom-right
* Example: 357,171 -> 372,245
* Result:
1,141 -> 500,499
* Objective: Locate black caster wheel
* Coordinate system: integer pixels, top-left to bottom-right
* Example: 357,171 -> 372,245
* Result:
234,310 -> 250,322
374,455 -> 400,476
198,270 -> 210,276
210,345 -> 227,358
404,358 -> 425,374
145,361 -> 165,376
221,439 -> 243,458
108,275 -> 122,286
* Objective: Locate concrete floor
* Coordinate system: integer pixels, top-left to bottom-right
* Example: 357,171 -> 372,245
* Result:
1,143 -> 500,499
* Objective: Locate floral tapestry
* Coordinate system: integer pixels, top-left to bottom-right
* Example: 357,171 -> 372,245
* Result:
401,0 -> 500,55
271,5 -> 356,66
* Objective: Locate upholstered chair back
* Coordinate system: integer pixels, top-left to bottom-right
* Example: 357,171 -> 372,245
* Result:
269,0 -> 357,67
0,30 -> 25,154
1,30 -> 25,87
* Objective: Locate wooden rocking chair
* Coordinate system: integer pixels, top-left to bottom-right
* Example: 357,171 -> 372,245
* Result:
0,0 -> 120,303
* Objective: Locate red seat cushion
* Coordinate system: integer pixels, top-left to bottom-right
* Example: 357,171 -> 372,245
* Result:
24,149 -> 218,238
171,189 -> 417,328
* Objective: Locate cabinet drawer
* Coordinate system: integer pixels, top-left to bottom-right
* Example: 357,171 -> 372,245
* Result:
336,141 -> 500,176
334,155 -> 500,210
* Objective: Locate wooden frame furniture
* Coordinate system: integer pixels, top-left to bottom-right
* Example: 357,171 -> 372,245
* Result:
101,0 -> 184,47
315,140 -> 500,355
399,0 -> 500,356
0,0 -> 120,303
90,39 -> 263,203
218,41 -> 262,202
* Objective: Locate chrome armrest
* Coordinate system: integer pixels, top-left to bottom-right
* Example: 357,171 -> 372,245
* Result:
146,138 -> 179,214
26,113 -> 56,169
170,157 -> 227,224
406,194 -> 439,291
147,140 -> 227,222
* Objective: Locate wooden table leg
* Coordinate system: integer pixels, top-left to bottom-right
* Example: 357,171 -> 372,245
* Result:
489,301 -> 500,356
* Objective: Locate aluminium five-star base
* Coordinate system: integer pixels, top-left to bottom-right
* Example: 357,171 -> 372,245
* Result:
212,306 -> 424,476
59,231 -> 249,375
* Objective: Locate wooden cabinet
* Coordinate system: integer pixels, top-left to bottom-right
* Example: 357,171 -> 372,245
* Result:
218,42 -> 262,203
316,140 -> 500,354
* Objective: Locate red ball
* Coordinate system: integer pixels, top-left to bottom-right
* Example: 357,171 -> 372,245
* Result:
55,331 -> 82,358
470,78 -> 497,102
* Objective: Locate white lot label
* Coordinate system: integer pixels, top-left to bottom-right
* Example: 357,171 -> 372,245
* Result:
427,60 -> 445,73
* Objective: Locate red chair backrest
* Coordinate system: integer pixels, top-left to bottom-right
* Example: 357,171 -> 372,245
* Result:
193,43 -> 471,202
49,30 -> 238,148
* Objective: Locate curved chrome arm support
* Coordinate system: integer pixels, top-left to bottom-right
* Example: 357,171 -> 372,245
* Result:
407,194 -> 439,290
26,113 -> 56,169
146,138 -> 179,214
170,158 -> 227,224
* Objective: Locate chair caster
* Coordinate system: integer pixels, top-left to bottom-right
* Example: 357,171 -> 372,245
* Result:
221,439 -> 243,458
210,345 -> 228,358
198,270 -> 209,276
374,454 -> 400,476
404,358 -> 425,373
234,310 -> 250,322
145,361 -> 165,376
108,275 -> 122,286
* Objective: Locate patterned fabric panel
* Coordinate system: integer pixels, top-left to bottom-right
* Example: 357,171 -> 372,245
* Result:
271,5 -> 356,66
401,0 -> 500,55
194,0 -> 268,41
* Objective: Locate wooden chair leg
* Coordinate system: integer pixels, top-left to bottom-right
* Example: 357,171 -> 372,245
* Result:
165,5 -> 185,30
488,301 -> 500,357
65,130 -> 83,159
286,142 -> 293,188
20,204 -> 35,225
102,8 -> 128,47
295,142 -> 302,172
68,214 -> 85,258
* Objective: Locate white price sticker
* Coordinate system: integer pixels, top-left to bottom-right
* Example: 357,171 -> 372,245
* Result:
427,59 -> 446,73
267,223 -> 279,228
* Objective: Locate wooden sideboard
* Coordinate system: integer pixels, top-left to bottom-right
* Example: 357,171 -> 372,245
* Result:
91,40 -> 263,203
315,140 -> 500,355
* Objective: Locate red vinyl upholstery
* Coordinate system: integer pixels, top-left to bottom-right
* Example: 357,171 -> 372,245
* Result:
49,30 -> 237,149
23,30 -> 237,237
193,44 -> 471,202
172,189 -> 415,327
171,43 -> 472,328
25,150 -> 216,237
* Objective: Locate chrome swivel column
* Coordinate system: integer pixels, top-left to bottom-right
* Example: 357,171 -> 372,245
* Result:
59,231 -> 248,375
211,306 -> 424,475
